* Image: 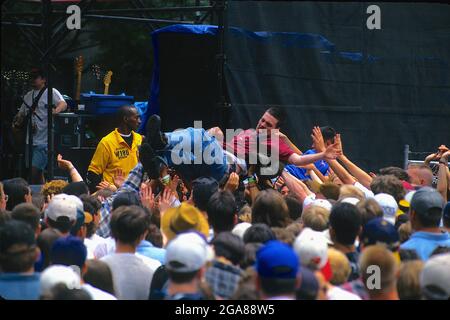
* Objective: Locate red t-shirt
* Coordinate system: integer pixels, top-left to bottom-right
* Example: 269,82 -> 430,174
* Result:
223,129 -> 294,163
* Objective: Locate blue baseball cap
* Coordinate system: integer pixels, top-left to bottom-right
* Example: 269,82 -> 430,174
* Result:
443,201 -> 450,221
360,218 -> 400,251
256,240 -> 299,279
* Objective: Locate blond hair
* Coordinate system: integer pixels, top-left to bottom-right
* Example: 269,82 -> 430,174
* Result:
397,260 -> 424,300
41,180 -> 68,199
339,184 -> 365,202
328,248 -> 351,285
360,245 -> 398,295
301,205 -> 330,231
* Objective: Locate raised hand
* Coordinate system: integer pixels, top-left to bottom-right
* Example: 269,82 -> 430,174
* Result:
140,182 -> 155,211
225,172 -> 240,193
335,133 -> 343,156
311,126 -> 326,153
96,181 -> 117,192
57,154 -> 74,171
324,142 -> 342,161
159,187 -> 175,215
113,168 -> 125,188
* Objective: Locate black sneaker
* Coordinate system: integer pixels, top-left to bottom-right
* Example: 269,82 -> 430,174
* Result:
139,142 -> 167,180
145,114 -> 168,151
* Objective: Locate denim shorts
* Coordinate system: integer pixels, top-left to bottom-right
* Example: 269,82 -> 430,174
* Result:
25,144 -> 48,171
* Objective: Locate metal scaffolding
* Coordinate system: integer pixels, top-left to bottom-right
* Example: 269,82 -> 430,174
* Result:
1,0 -> 228,181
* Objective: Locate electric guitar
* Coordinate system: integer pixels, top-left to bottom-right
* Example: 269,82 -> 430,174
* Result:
103,71 -> 113,95
74,55 -> 84,100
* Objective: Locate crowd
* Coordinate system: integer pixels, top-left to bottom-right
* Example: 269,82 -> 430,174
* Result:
0,106 -> 449,300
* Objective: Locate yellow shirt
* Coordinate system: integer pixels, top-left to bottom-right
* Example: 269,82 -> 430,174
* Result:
88,128 -> 143,184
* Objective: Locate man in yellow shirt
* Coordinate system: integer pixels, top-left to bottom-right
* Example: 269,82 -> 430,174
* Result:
86,105 -> 142,193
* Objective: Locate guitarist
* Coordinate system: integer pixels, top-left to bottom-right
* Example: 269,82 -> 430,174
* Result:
12,68 -> 67,184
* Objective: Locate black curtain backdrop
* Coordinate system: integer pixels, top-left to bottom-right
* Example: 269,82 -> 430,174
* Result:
224,1 -> 450,171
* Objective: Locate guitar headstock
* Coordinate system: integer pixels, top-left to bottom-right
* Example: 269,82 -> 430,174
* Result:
103,71 -> 113,86
75,55 -> 84,74
91,64 -> 102,80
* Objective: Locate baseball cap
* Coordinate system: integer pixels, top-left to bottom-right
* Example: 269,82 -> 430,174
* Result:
443,201 -> 450,221
161,202 -> 210,242
340,197 -> 360,206
420,253 -> 450,300
50,236 -> 87,269
296,267 -> 319,300
165,232 -> 208,273
112,191 -> 141,210
256,240 -> 299,279
40,265 -> 81,294
45,193 -> 83,222
404,190 -> 416,204
311,199 -> 332,211
410,187 -> 445,215
231,222 -> 252,239
360,218 -> 400,251
191,177 -> 219,211
373,193 -> 398,225
293,228 -> 328,269
0,220 -> 36,254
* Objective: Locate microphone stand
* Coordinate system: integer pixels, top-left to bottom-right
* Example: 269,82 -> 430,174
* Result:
22,99 -> 42,182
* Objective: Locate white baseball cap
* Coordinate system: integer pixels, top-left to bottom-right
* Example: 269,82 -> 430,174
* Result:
232,222 -> 252,240
420,253 -> 450,300
165,232 -> 208,273
45,193 -> 83,222
40,265 -> 81,294
340,197 -> 360,206
311,199 -> 332,211
293,227 -> 329,269
374,193 -> 398,225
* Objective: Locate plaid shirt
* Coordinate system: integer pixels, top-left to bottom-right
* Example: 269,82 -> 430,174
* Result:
205,260 -> 243,299
97,163 -> 145,238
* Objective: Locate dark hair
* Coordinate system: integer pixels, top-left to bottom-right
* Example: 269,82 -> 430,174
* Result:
192,177 -> 219,212
212,232 -> 245,265
11,203 -> 41,232
414,207 -> 443,228
356,198 -> 384,227
329,202 -> 362,246
50,236 -> 87,269
112,191 -> 142,211
167,270 -> 199,284
30,68 -> 46,80
207,190 -> 237,233
84,259 -> 116,296
370,175 -> 405,203
320,126 -> 336,143
379,167 -> 410,182
47,216 -> 74,233
266,107 -> 286,128
146,223 -> 163,248
285,195 -> 302,221
117,105 -> 137,123
240,243 -> 264,269
3,178 -> 30,211
252,189 -> 290,227
110,205 -> 150,245
79,195 -> 101,238
0,220 -> 37,272
0,210 -> 12,226
243,223 -> 276,244
62,182 -> 89,197
259,277 -> 297,296
41,283 -> 91,300
398,248 -> 420,262
430,246 -> 450,256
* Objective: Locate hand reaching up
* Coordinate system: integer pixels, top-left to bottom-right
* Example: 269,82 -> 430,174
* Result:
225,172 -> 240,193
159,187 -> 176,215
113,168 -> 125,188
311,126 -> 326,152
140,182 -> 155,211
57,154 -> 74,171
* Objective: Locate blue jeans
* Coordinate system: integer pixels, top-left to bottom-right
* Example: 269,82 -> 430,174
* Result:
25,144 -> 48,171
159,128 -> 228,182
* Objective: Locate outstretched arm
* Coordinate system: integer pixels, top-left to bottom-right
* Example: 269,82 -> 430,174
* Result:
335,134 -> 373,188
437,151 -> 449,202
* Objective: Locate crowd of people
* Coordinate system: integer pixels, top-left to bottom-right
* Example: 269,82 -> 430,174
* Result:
1,105 -> 449,300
